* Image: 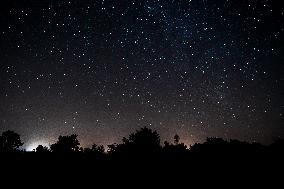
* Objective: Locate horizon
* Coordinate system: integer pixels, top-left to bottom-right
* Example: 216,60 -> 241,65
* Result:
4,127 -> 282,152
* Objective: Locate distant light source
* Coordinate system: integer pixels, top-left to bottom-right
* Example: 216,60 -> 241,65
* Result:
25,140 -> 49,152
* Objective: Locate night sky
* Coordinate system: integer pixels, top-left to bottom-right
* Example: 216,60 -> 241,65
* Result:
0,0 -> 283,150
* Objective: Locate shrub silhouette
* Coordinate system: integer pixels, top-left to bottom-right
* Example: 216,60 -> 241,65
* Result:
0,130 -> 23,152
50,134 -> 80,153
36,145 -> 50,153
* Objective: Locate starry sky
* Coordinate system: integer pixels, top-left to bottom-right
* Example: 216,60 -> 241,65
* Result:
0,0 -> 283,150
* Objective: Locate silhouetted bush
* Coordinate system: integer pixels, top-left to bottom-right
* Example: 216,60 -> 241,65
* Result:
36,145 -> 50,153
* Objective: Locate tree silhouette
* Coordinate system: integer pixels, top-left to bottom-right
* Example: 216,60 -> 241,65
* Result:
163,134 -> 188,160
36,145 -> 50,153
174,134 -> 180,145
50,134 -> 80,153
108,127 -> 161,158
125,127 -> 161,152
0,130 -> 23,152
0,128 -> 282,168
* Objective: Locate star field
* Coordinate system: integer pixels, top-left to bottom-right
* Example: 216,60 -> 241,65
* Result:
0,0 -> 283,149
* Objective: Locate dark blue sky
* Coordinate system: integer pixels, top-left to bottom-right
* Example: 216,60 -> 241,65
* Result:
0,0 -> 283,150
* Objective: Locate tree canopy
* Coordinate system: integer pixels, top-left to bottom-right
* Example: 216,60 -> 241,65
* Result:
0,130 -> 23,152
50,134 -> 80,153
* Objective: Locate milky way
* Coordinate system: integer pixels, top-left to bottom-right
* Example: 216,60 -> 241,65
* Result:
0,0 -> 283,149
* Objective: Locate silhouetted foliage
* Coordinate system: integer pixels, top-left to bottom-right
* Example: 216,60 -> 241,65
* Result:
174,134 -> 180,145
126,127 -> 160,148
162,134 -> 188,160
0,130 -> 23,152
50,134 -> 80,153
92,144 -> 105,153
84,144 -> 105,160
36,145 -> 50,153
108,127 -> 161,159
107,143 -> 118,154
0,127 -> 283,172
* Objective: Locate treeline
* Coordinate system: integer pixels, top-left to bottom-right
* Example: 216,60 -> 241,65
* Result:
0,127 -> 283,161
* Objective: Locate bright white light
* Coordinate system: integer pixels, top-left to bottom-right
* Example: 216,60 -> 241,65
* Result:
25,140 -> 49,152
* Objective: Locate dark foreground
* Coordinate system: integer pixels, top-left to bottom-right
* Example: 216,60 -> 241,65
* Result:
1,128 -> 283,185
1,146 -> 283,186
